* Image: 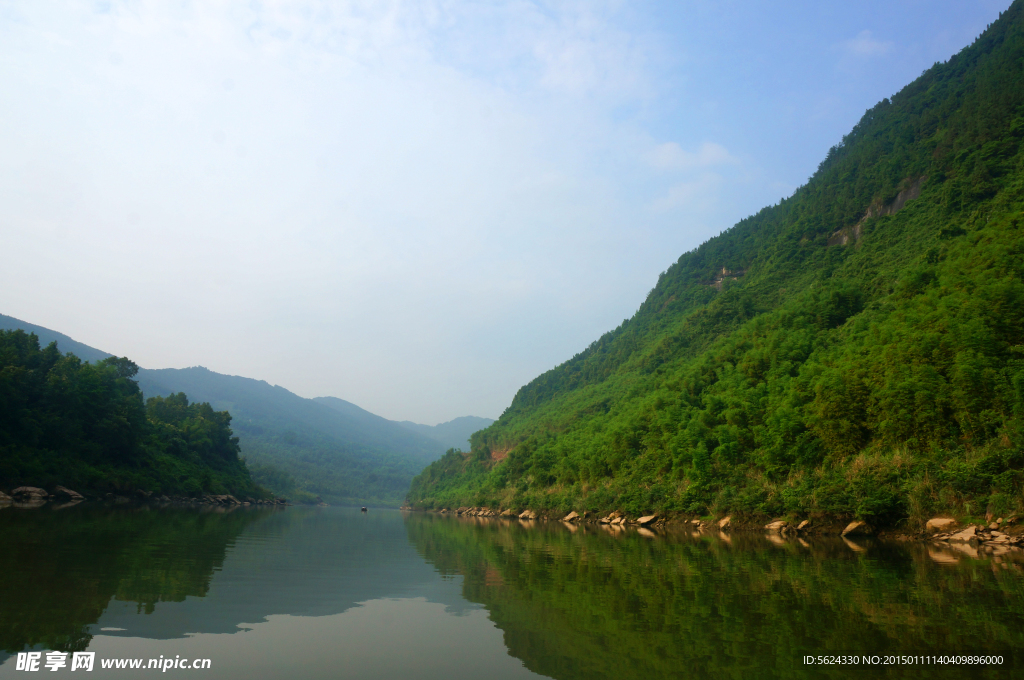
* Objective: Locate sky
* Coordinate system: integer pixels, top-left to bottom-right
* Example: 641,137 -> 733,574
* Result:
0,0 -> 1012,424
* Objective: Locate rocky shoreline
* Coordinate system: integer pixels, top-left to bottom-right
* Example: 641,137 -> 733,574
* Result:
0,486 -> 288,509
407,506 -> 1024,551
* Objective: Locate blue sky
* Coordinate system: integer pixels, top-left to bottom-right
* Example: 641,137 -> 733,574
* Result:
0,0 -> 1011,423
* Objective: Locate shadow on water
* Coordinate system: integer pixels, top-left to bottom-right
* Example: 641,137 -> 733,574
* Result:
404,513 -> 1024,679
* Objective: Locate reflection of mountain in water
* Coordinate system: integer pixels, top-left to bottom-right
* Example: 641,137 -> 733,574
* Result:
94,507 -> 467,639
405,514 -> 1024,680
0,505 -> 266,658
1,505 -> 466,660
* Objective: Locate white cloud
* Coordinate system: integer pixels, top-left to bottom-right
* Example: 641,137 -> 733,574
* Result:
646,141 -> 737,171
841,30 -> 893,58
650,172 -> 726,214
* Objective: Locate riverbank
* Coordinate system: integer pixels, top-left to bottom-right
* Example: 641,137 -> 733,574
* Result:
0,485 -> 288,509
406,505 -> 1024,549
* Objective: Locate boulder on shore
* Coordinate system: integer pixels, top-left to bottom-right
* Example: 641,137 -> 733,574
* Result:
519,510 -> 537,520
562,511 -> 580,522
637,514 -> 658,526
0,490 -> 11,504
718,516 -> 732,530
948,525 -> 979,544
12,487 -> 49,501
765,520 -> 787,533
500,509 -> 515,517
796,520 -> 810,531
53,486 -> 85,501
926,517 -> 957,533
842,521 -> 874,537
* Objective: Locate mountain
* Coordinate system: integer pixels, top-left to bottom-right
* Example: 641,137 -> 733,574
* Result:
139,370 -> 444,465
396,416 -> 495,452
140,373 -> 495,504
308,396 -> 449,459
0,330 -> 264,499
136,369 -> 448,505
0,314 -> 448,505
408,2 -> 1024,526
0,314 -> 112,363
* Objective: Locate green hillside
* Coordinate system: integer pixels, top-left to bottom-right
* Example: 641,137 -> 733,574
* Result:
137,369 -> 446,506
0,330 -> 265,498
0,314 -> 113,364
408,3 -> 1024,526
396,415 -> 495,452
0,317 -> 448,506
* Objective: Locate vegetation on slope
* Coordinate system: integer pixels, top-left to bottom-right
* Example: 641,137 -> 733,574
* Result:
396,415 -> 496,452
0,330 -> 265,498
0,314 -> 114,364
0,316 -> 457,506
138,368 -> 446,506
408,3 -> 1024,526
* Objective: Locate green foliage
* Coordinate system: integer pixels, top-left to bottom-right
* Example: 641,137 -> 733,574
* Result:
408,3 -> 1024,525
238,427 -> 426,506
396,416 -> 495,452
0,331 -> 264,498
136,368 -> 447,506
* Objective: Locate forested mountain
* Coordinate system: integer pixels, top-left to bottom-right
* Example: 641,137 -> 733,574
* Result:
0,314 -> 113,364
408,3 -> 1024,526
138,369 -> 447,505
0,316 -> 450,505
397,416 -> 495,452
0,330 -> 264,498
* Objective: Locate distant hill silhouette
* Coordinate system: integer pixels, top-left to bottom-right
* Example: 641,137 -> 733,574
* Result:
0,314 -> 478,506
0,314 -> 113,363
395,416 -> 495,452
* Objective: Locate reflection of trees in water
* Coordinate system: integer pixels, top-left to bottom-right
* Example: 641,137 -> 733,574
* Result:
405,514 -> 1024,680
0,505 -> 273,654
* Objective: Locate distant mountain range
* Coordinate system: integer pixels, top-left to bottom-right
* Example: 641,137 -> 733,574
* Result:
0,314 -> 114,363
0,314 -> 492,505
395,416 -> 495,453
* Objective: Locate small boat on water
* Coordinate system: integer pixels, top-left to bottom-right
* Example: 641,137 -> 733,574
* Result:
360,506 -> 367,512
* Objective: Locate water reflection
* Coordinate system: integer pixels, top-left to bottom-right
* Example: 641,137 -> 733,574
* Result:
405,513 -> 1024,679
3,504 -> 1023,679
0,505 -> 469,653
1,505 -> 533,680
0,504 -> 268,656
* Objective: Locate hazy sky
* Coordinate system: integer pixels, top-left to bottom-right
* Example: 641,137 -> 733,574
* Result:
0,0 -> 1010,424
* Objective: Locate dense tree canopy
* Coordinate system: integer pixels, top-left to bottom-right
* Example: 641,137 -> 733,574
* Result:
0,330 -> 264,498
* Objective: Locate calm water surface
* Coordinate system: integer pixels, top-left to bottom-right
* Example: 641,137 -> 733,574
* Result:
1,504 -> 1022,679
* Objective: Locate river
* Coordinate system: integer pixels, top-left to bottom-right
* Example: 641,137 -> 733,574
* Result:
1,505 -> 1021,679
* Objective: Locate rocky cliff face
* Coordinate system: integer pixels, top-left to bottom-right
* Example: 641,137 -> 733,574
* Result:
827,175 -> 927,246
